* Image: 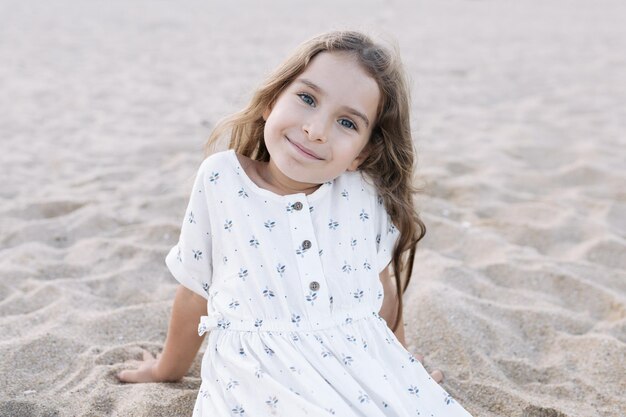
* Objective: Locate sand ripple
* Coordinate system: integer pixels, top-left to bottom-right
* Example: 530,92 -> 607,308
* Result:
1,0 -> 625,416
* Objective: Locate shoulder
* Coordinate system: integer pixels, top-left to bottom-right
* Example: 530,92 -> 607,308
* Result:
352,172 -> 387,216
199,149 -> 233,171
193,150 -> 237,183
335,170 -> 378,199
186,150 -> 236,190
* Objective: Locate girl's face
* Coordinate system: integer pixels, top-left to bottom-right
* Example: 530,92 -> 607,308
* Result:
262,52 -> 380,192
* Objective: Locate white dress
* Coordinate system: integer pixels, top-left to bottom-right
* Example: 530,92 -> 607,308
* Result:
166,149 -> 473,417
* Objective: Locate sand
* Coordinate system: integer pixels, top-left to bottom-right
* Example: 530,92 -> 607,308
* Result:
1,0 -> 625,416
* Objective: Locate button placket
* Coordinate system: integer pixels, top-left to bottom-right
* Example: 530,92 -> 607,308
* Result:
286,196 -> 331,326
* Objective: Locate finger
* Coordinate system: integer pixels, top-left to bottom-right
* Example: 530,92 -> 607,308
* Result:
142,350 -> 155,361
430,369 -> 444,384
117,369 -> 139,383
118,366 -> 156,384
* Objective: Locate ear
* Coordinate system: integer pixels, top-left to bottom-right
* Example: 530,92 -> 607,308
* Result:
347,143 -> 372,172
262,105 -> 271,121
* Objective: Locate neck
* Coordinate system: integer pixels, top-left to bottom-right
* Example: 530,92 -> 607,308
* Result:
262,160 -> 321,196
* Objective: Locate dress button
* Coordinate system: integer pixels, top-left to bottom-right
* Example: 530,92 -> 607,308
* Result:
292,201 -> 303,211
302,240 -> 312,249
309,281 -> 320,291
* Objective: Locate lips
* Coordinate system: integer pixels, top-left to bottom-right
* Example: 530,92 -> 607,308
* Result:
287,137 -> 323,160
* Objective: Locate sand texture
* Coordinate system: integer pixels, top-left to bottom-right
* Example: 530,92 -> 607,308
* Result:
1,0 -> 625,416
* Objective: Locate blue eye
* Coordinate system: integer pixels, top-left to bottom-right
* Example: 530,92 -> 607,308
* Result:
339,119 -> 356,130
298,93 -> 315,107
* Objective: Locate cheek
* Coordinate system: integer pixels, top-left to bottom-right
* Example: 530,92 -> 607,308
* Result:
266,107 -> 292,129
332,142 -> 361,161
333,129 -> 369,150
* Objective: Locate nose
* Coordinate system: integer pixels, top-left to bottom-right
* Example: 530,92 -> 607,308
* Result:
302,114 -> 330,143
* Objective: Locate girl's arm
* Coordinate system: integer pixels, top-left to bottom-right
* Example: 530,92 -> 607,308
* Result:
117,285 -> 207,383
378,265 -> 407,347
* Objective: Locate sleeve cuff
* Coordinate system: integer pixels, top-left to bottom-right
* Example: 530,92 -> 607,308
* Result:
165,246 -> 210,300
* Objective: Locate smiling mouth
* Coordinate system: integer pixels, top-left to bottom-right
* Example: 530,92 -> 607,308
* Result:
287,137 -> 323,160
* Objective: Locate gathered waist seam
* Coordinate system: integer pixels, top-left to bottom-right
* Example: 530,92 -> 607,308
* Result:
198,311 -> 385,335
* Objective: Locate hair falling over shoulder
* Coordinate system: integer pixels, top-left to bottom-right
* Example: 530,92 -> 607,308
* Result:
205,30 -> 426,333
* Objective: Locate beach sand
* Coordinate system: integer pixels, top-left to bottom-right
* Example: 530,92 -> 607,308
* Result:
1,0 -> 625,416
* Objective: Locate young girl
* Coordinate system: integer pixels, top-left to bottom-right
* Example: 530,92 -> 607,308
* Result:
118,31 -> 473,416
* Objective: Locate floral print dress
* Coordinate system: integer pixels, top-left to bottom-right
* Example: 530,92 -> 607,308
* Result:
165,149 -> 473,417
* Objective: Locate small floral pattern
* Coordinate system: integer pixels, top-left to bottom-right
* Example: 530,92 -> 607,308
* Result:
165,150 -> 472,417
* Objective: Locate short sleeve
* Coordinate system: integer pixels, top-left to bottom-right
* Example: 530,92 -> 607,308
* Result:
375,195 -> 400,273
165,161 -> 213,299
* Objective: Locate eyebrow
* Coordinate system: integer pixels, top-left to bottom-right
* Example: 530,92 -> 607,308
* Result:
297,78 -> 371,128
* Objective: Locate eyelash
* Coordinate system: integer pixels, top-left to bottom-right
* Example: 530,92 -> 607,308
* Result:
298,93 -> 315,107
339,119 -> 356,130
297,93 -> 358,131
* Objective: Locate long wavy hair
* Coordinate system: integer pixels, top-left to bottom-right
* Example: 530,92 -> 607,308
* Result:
205,30 -> 426,332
